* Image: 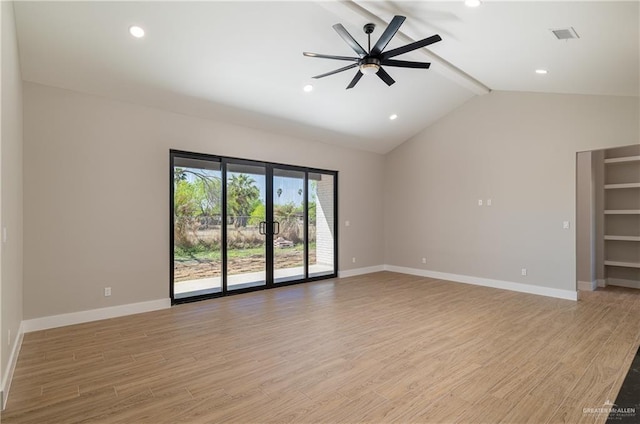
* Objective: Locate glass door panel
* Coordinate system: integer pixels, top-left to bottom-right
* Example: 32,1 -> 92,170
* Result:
226,163 -> 267,290
173,156 -> 222,299
309,173 -> 335,277
273,168 -> 306,283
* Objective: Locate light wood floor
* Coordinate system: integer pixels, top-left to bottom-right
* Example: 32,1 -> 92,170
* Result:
3,272 -> 640,423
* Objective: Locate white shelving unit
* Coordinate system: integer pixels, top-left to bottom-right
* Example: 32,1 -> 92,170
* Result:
604,156 -> 640,164
603,149 -> 640,286
604,210 -> 640,214
604,235 -> 640,242
604,260 -> 640,269
604,182 -> 640,189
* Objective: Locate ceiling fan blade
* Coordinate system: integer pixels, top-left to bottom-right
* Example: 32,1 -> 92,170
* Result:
313,63 -> 358,79
332,24 -> 367,57
303,52 -> 359,62
346,71 -> 364,89
376,67 -> 396,86
380,59 -> 431,69
370,15 -> 406,56
381,34 -> 442,59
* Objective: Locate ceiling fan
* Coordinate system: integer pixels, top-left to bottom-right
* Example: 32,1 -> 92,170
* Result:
303,15 -> 442,89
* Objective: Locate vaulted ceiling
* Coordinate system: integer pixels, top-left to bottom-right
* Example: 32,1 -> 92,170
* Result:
13,1 -> 639,153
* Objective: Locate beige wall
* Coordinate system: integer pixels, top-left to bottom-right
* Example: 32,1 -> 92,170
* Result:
384,91 -> 639,292
1,0 -> 24,394
22,82 -> 385,319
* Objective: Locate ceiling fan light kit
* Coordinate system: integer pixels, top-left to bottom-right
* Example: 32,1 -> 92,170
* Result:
359,58 -> 380,75
303,15 -> 441,89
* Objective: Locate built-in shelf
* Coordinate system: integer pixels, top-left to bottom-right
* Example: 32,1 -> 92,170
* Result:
602,147 -> 640,286
604,183 -> 640,189
604,210 -> 640,215
604,260 -> 640,269
605,156 -> 640,164
605,235 -> 640,242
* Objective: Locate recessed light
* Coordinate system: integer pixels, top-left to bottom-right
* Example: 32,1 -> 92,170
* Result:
303,84 -> 313,92
389,114 -> 398,120
535,69 -> 548,74
465,0 -> 482,8
129,26 -> 145,38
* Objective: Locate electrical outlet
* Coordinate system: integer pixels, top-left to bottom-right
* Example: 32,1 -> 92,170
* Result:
2,227 -> 6,243
521,268 -> 527,276
563,221 -> 570,230
487,199 -> 492,206
478,199 -> 483,206
352,257 -> 356,263
422,257 -> 427,264
104,287 -> 112,297
345,221 -> 350,227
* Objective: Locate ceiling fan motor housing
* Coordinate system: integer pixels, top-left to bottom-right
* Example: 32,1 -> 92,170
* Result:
359,57 -> 381,66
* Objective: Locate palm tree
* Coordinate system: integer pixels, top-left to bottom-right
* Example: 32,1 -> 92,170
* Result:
274,202 -> 301,243
228,174 -> 260,227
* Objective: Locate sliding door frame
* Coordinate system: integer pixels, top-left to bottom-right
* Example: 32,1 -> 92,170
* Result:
170,149 -> 338,304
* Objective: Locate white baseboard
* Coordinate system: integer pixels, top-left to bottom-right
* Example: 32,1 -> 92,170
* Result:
1,321 -> 24,410
597,279 -> 607,288
384,265 -> 578,301
577,280 -> 598,291
607,278 -> 640,289
338,265 -> 385,279
22,298 -> 171,333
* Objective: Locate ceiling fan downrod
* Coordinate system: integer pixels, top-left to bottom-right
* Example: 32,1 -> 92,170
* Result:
363,23 -> 375,54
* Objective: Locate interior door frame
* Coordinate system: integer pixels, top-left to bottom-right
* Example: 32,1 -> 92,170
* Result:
170,149 -> 338,304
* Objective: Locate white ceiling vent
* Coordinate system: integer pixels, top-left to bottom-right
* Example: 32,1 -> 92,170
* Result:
550,27 -> 580,40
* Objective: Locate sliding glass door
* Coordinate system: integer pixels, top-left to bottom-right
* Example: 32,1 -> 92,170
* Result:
226,162 -> 267,291
273,168 -> 306,283
172,156 -> 223,299
170,151 -> 337,302
309,173 -> 335,278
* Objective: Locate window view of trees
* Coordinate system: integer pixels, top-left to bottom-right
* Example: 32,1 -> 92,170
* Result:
173,167 -> 222,253
173,167 -> 320,285
227,174 -> 260,228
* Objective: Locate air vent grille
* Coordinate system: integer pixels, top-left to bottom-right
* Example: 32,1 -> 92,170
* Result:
551,27 -> 580,40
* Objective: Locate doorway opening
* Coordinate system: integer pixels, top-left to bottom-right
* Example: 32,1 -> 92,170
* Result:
576,144 -> 640,292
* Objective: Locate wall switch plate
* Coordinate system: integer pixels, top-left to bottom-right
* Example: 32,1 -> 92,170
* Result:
104,287 -> 112,297
478,199 -> 483,206
521,268 -> 527,276
563,221 -> 570,229
352,257 -> 356,263
422,257 -> 427,264
2,228 -> 6,243
487,199 -> 492,206
345,220 -> 350,227
7,329 -> 10,346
